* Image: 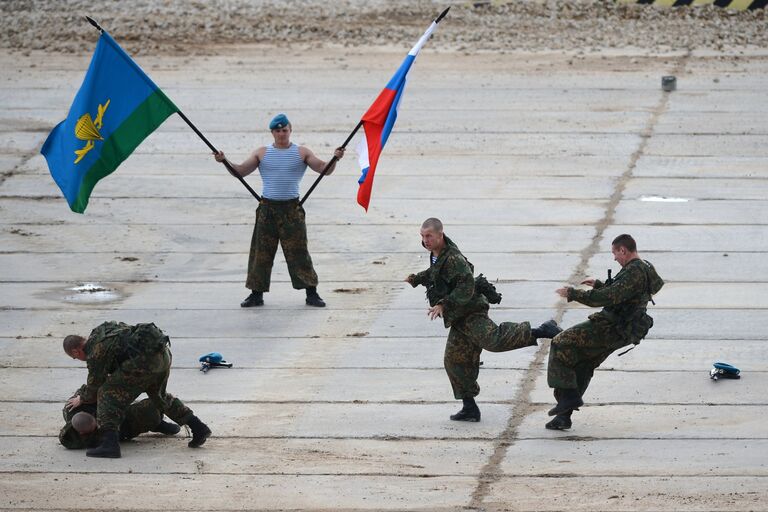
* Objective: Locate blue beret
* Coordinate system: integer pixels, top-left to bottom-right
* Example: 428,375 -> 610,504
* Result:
199,352 -> 223,364
269,113 -> 290,130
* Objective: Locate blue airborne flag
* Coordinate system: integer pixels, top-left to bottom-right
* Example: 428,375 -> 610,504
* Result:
41,31 -> 178,213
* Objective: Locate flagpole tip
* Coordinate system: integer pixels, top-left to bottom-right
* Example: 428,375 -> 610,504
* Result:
85,16 -> 104,33
435,6 -> 451,23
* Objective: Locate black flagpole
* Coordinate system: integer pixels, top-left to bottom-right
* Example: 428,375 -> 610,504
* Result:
175,111 -> 261,201
84,16 -> 261,202
299,6 -> 450,206
300,120 -> 363,206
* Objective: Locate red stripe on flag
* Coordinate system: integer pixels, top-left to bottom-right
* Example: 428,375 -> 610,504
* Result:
357,88 -> 398,210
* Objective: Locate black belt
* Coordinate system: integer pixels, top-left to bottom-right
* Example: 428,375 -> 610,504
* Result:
260,197 -> 299,205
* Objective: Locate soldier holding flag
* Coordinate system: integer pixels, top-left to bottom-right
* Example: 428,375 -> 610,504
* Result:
214,114 -> 345,308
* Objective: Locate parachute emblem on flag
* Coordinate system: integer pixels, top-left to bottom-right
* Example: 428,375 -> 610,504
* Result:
74,99 -> 110,164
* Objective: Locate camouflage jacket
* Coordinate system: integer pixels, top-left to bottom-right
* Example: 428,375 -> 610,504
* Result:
568,258 -> 664,343
79,322 -> 169,403
409,235 -> 488,327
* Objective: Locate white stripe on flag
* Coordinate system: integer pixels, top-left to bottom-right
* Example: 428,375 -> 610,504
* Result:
408,21 -> 437,56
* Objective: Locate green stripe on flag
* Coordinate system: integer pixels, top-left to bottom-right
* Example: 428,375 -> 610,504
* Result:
71,90 -> 178,213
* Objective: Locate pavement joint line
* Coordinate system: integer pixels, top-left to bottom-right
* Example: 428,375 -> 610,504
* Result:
467,50 -> 693,510
2,470 -> 767,478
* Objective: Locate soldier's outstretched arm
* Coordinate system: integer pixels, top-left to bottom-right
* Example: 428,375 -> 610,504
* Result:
566,265 -> 645,307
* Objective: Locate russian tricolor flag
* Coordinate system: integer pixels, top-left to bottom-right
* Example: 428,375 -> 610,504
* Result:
356,8 -> 449,211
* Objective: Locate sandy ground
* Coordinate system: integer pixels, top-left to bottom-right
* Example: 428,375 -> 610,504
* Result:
1,1 -> 768,511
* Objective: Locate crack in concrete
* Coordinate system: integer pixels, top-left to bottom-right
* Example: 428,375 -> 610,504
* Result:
467,52 -> 692,511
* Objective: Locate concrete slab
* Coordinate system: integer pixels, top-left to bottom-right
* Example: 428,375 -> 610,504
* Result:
517,404 -> 768,440
0,367 -> 526,403
529,370 -> 767,405
0,402 -> 519,439
499,439 -> 768,476
0,174 -> 623,200
483,476 -> 767,511
623,177 -> 768,201
615,200 -> 768,225
0,473 -> 478,511
0,251 -> 581,282
633,155 -> 768,178
1,224 -> 599,253
0,437 -> 492,476
19,152 -> 634,177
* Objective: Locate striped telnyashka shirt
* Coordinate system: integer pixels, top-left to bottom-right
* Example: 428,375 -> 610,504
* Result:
259,143 -> 308,200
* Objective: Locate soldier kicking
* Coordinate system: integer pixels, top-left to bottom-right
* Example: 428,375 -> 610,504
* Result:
63,321 -> 211,458
547,234 -> 664,430
407,218 -> 562,422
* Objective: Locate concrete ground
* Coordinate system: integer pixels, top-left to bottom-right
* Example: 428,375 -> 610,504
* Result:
1,43 -> 767,511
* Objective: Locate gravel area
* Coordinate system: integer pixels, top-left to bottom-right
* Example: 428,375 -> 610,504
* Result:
1,0 -> 766,55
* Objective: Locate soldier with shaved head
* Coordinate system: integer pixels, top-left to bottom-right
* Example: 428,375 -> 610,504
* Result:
407,218 -> 562,422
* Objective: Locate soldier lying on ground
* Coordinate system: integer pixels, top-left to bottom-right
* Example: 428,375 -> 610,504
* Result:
547,233 -> 664,430
59,384 -> 181,449
63,321 -> 211,458
406,217 -> 562,422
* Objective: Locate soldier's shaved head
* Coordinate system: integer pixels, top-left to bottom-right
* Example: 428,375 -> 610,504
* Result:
63,335 -> 85,356
71,411 -> 97,434
421,218 -> 443,233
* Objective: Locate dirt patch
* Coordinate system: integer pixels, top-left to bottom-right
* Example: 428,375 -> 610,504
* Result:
0,0 -> 765,56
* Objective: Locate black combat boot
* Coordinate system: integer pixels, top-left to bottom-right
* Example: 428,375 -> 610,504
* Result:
305,287 -> 326,307
186,415 -> 212,448
450,398 -> 481,422
545,413 -> 572,430
86,429 -> 121,458
151,420 -> 181,436
241,291 -> 264,307
548,388 -> 584,416
531,320 -> 562,341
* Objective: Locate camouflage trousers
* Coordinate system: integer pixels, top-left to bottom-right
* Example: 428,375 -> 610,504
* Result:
59,398 -> 163,449
547,319 -> 631,391
245,199 -> 318,292
97,346 -> 192,431
444,312 -> 533,399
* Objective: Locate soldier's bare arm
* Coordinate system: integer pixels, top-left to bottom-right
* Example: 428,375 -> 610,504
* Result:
213,148 -> 263,177
301,146 -> 345,175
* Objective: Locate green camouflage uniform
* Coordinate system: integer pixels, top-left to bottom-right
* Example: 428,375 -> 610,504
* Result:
59,385 -> 164,449
548,258 -> 664,391
409,235 -> 534,399
78,322 -> 193,432
246,199 -> 318,292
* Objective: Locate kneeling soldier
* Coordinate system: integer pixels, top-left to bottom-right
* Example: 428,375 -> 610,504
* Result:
63,321 -> 211,458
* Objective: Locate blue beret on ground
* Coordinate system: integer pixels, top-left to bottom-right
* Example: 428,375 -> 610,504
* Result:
713,362 -> 740,375
269,113 -> 290,130
199,352 -> 223,364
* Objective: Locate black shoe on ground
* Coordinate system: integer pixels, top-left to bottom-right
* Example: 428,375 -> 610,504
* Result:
151,420 -> 181,436
545,415 -> 572,430
547,389 -> 584,416
86,430 -> 121,458
450,406 -> 481,422
450,399 -> 481,422
186,415 -> 211,448
240,291 -> 264,308
531,319 -> 562,340
305,288 -> 326,307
